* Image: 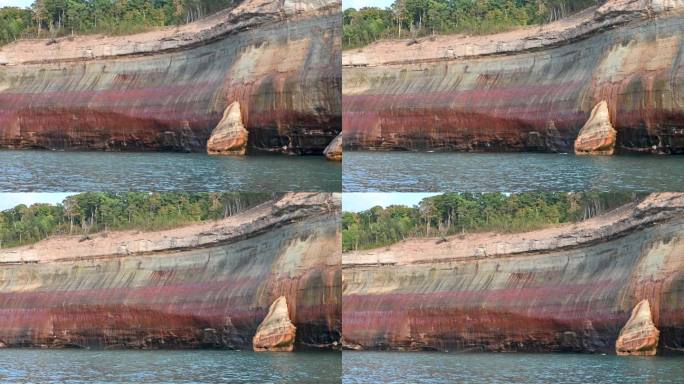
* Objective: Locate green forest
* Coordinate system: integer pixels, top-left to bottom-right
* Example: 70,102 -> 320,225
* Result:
0,192 -> 274,248
342,192 -> 640,251
343,0 -> 598,49
0,0 -> 238,45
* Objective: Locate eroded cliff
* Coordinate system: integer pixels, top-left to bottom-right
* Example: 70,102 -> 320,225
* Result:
0,193 -> 341,349
342,193 -> 684,353
0,0 -> 341,155
342,0 -> 684,153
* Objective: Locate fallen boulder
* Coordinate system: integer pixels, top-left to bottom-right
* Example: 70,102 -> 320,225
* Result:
574,101 -> 617,155
324,133 -> 342,161
616,300 -> 660,356
253,296 -> 296,352
207,101 -> 249,156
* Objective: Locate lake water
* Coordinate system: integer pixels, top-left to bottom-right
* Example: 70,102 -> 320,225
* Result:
344,152 -> 684,192
342,352 -> 684,384
0,150 -> 341,192
0,350 -> 341,383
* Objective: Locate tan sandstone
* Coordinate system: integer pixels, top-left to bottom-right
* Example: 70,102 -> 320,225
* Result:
616,300 -> 660,356
253,296 -> 297,352
324,133 -> 342,161
207,101 -> 249,156
574,101 -> 617,155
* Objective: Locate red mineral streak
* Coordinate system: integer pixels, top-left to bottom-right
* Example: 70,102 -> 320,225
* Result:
0,0 -> 341,155
0,193 -> 341,349
342,0 -> 684,153
342,193 -> 684,353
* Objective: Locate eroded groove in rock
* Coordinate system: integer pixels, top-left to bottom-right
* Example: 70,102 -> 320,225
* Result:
0,0 -> 341,154
253,296 -> 297,352
342,0 -> 684,154
0,193 -> 341,349
342,193 -> 684,353
616,299 -> 660,356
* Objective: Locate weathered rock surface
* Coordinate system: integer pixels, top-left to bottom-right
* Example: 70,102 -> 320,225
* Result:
343,193 -> 684,353
0,0 -> 341,155
0,193 -> 341,349
574,101 -> 618,155
324,133 -> 342,161
343,0 -> 684,153
207,101 -> 248,155
616,300 -> 660,356
253,296 -> 297,352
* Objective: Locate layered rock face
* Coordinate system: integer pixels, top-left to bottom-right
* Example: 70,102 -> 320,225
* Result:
343,0 -> 684,153
343,193 -> 684,353
0,0 -> 341,154
253,296 -> 297,352
616,300 -> 660,355
0,193 -> 341,349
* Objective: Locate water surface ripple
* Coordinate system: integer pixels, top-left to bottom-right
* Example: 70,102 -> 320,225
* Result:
0,150 -> 341,192
343,152 -> 684,192
343,352 -> 684,384
0,350 -> 341,383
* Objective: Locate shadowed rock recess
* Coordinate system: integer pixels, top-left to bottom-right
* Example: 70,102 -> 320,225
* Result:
343,0 -> 684,154
342,193 -> 684,354
0,193 -> 341,350
0,0 -> 341,155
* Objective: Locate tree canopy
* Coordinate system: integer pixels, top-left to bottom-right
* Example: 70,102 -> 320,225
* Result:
0,0 -> 238,46
342,192 -> 640,251
343,0 -> 599,49
0,192 -> 274,248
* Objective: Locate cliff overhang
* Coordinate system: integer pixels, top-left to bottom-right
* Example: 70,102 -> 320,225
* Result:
342,0 -> 684,154
342,193 -> 684,354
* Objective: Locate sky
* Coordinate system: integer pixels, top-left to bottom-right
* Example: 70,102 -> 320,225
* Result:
343,0 -> 393,10
0,193 -> 76,211
342,193 -> 439,212
0,0 -> 32,8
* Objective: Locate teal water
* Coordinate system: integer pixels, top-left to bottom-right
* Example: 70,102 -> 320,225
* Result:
343,152 -> 684,192
0,350 -> 341,383
0,150 -> 341,192
342,352 -> 684,384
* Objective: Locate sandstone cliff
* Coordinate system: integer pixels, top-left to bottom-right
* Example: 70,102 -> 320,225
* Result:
343,193 -> 684,353
0,0 -> 341,155
342,0 -> 684,154
0,193 -> 341,349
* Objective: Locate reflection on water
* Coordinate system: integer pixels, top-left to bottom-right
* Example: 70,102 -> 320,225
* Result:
344,152 -> 684,192
343,352 -> 684,384
0,150 -> 341,192
0,350 -> 341,384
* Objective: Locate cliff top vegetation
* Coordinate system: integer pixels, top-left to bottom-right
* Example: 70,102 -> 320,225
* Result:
0,192 -> 275,249
342,192 -> 642,252
0,0 -> 240,46
343,0 -> 600,49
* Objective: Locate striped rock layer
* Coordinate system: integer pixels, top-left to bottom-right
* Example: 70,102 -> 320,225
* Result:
0,193 -> 341,349
342,193 -> 684,353
0,0 -> 341,155
342,0 -> 684,154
